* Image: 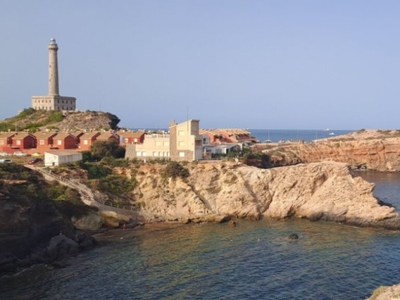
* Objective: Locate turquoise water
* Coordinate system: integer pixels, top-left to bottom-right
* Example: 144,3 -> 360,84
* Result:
1,172 -> 400,300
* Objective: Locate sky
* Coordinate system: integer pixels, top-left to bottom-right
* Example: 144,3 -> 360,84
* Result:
1,1 -> 400,130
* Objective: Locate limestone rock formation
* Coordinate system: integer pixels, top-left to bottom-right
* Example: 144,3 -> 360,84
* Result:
367,284 -> 400,300
252,129 -> 400,172
56,110 -> 120,131
122,161 -> 399,229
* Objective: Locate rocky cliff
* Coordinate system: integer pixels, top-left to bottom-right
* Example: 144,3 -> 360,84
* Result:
252,129 -> 400,171
112,161 -> 400,229
0,164 -> 97,274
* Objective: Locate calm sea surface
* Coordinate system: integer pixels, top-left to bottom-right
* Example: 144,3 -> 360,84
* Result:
1,130 -> 400,300
250,129 -> 354,143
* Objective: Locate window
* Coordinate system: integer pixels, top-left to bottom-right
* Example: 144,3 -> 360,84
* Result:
153,151 -> 158,156
155,141 -> 161,146
16,140 -> 21,145
178,141 -> 185,147
179,152 -> 185,157
83,140 -> 88,145
136,151 -> 142,156
57,140 -> 62,145
163,142 -> 169,146
39,140 -> 45,145
178,130 -> 185,136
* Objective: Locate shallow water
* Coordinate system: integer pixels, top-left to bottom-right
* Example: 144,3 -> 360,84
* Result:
1,172 -> 400,300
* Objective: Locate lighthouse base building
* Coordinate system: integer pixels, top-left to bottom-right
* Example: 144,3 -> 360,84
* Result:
32,95 -> 76,111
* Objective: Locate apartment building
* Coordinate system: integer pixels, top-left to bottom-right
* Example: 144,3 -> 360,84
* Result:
125,119 -> 203,162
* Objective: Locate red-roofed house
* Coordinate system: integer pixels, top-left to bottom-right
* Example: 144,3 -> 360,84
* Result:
34,131 -> 58,153
95,132 -> 119,143
0,132 -> 15,153
11,132 -> 36,150
52,133 -> 78,150
78,132 -> 101,151
119,131 -> 145,145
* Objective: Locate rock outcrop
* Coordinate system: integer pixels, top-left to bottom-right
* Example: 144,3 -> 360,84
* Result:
252,129 -> 400,171
0,165 -> 98,275
367,284 -> 400,300
55,110 -> 120,131
117,161 -> 400,229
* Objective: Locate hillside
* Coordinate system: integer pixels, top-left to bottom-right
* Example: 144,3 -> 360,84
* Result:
0,108 -> 120,132
0,163 -> 97,274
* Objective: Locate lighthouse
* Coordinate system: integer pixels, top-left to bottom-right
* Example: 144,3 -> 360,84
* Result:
48,38 -> 59,96
32,38 -> 76,111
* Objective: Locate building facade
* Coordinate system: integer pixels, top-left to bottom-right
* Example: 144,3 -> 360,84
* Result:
125,119 -> 203,162
169,120 -> 203,161
44,150 -> 82,167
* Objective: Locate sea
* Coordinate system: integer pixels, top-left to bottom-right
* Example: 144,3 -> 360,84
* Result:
250,128 -> 354,143
2,129 -> 400,300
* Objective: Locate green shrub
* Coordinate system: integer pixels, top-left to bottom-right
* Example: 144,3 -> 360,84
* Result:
0,122 -> 13,131
15,108 -> 36,119
90,140 -> 125,159
45,111 -> 63,123
81,162 -> 111,179
162,161 -> 190,179
100,157 -> 130,168
90,174 -> 136,195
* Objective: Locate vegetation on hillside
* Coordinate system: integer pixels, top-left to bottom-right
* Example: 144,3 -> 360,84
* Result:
0,163 -> 91,217
89,140 -> 126,160
0,108 -> 121,132
242,151 -> 271,168
0,108 -> 64,132
161,161 -> 190,180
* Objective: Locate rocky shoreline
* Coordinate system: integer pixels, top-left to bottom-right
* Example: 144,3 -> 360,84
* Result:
2,154 -> 400,288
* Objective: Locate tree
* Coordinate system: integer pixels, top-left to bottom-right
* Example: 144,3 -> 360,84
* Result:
90,140 -> 125,159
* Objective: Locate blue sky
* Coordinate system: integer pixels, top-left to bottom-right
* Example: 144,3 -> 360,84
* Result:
1,1 -> 400,130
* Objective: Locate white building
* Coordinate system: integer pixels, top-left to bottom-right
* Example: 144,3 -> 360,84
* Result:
44,150 -> 82,167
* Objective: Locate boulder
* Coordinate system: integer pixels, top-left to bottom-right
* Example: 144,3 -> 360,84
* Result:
46,235 -> 79,262
71,211 -> 103,231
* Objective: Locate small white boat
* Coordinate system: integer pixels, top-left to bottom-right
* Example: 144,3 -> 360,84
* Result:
329,132 -> 335,136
